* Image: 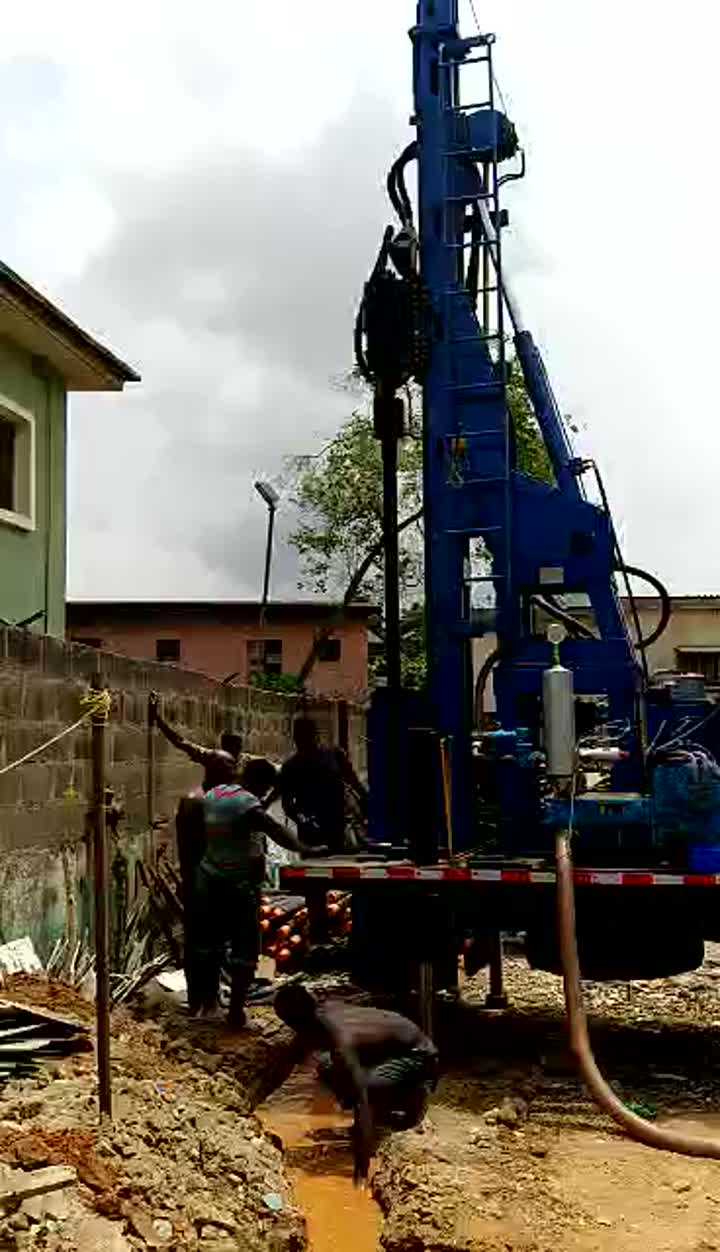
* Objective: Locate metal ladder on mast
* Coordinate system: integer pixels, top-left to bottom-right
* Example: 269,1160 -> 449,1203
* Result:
439,33 -> 513,636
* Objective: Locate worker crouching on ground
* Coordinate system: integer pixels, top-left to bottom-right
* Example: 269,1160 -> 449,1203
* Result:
273,985 -> 438,1182
279,716 -> 368,855
190,758 -> 326,1027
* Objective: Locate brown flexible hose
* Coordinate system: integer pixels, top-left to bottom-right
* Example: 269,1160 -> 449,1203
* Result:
555,828 -> 720,1157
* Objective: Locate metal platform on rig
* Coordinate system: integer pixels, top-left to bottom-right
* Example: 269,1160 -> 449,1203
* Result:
280,856 -> 720,889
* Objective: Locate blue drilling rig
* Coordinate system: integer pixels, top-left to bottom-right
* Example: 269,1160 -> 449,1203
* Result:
284,1 -> 720,996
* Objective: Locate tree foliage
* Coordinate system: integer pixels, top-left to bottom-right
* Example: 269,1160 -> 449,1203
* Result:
507,357 -> 554,483
288,398 -> 424,606
287,357 -> 552,688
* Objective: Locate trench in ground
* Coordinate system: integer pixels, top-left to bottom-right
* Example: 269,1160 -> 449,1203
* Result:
257,1056 -> 382,1252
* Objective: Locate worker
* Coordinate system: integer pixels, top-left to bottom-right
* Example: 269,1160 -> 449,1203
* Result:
175,780 -> 214,1014
279,717 -> 368,855
191,757 -> 325,1027
149,687 -> 241,1007
149,691 -> 243,788
273,984 -> 438,1181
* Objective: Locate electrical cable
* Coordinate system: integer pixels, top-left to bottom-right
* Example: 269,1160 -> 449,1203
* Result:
653,703 -> 720,754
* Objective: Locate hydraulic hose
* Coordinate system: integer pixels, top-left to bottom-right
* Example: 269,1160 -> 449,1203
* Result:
619,563 -> 672,651
474,646 -> 501,728
556,827 -> 720,1159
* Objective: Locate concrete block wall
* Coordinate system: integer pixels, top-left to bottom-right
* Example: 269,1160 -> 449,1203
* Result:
0,627 -> 367,957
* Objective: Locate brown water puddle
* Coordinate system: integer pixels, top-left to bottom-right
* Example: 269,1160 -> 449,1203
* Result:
257,1058 -> 381,1252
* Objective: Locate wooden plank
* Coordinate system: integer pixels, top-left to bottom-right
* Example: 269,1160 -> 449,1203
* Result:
0,1165 -> 77,1203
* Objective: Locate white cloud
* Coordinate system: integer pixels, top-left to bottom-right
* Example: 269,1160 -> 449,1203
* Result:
0,0 -> 717,600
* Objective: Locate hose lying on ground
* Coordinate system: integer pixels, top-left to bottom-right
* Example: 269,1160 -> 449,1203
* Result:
555,827 -> 720,1158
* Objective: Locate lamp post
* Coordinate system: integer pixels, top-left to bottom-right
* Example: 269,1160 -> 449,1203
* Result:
255,480 -> 280,626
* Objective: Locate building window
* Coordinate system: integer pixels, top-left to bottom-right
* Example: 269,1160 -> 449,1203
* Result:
676,650 -> 720,684
317,636 -> 341,663
247,638 -> 283,676
73,637 -> 103,650
156,638 -> 181,663
0,397 -> 35,532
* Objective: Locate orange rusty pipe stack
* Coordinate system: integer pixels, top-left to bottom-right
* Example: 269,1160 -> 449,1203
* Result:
556,828 -> 720,1159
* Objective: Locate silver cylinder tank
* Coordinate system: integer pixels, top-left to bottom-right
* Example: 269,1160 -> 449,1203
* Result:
543,663 -> 576,777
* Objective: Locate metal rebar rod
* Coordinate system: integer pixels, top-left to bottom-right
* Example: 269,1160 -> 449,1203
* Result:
91,672 -> 112,1120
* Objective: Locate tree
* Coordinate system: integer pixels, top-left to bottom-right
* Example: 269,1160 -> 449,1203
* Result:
507,356 -> 554,483
289,398 -> 424,606
287,357 -> 552,688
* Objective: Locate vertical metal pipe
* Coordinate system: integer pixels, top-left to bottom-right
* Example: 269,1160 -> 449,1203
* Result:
485,929 -> 507,1008
260,504 -> 276,628
91,672 -> 112,1120
418,958 -> 435,1040
337,699 -> 350,755
382,431 -> 401,838
146,699 -> 156,855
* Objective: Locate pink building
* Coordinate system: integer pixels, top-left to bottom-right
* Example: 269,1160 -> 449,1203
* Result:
66,600 -> 374,698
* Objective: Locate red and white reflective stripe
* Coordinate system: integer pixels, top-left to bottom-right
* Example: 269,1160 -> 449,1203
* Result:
280,864 -> 720,887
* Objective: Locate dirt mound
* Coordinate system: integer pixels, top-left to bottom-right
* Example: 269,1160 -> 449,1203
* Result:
0,981 -> 306,1251
374,950 -> 720,1251
2,977 -> 96,1024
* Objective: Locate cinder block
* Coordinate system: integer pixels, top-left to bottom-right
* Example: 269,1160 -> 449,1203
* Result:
0,801 -> 84,852
0,681 -> 25,720
0,772 -> 21,806
123,790 -> 150,829
19,764 -> 54,806
110,727 -> 145,763
56,683 -> 86,725
24,684 -> 59,725
51,763 -> 85,804
108,763 -> 147,802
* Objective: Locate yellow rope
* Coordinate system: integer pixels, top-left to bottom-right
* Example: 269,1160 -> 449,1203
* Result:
0,688 -> 112,777
80,689 -> 112,721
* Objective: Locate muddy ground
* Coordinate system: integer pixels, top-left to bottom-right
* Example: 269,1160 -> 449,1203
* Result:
4,948 -> 720,1251
374,946 -> 720,1252
0,984 -> 305,1252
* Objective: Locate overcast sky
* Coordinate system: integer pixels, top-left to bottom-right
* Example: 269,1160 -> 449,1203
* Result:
1,1 -> 717,599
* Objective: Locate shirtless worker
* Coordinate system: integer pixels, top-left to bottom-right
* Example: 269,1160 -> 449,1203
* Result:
279,717 -> 368,854
274,984 -> 438,1181
192,758 -> 326,1026
148,691 -> 243,787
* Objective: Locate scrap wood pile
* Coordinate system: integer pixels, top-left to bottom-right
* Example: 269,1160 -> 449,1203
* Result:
43,859 -> 176,1010
0,1000 -> 90,1081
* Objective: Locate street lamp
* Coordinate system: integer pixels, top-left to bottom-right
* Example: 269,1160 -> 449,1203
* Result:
255,480 -> 280,625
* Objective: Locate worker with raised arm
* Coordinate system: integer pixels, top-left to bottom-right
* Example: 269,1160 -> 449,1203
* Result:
192,757 -> 327,1027
273,985 -> 438,1182
149,691 -> 243,789
149,692 -> 243,1011
279,717 -> 368,854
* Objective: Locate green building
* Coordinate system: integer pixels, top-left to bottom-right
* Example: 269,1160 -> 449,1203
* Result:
0,262 -> 138,636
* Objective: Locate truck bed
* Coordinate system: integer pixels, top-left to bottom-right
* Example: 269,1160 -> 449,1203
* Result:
281,856 -> 720,888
